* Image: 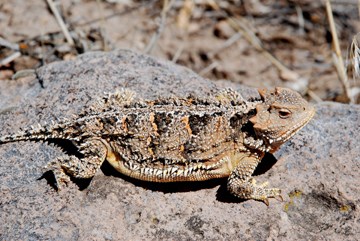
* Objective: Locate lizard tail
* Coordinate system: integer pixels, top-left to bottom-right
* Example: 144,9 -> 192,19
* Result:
0,122 -> 67,144
0,127 -> 49,144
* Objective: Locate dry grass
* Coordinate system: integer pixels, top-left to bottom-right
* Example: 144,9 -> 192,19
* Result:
325,0 -> 353,103
0,0 -> 359,103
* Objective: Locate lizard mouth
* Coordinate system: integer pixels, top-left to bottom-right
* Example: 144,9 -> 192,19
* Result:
266,106 -> 316,145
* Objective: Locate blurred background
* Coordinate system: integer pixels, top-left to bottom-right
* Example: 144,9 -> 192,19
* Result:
1,0 -> 359,103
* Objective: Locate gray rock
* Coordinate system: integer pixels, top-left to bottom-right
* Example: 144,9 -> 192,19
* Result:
0,50 -> 359,240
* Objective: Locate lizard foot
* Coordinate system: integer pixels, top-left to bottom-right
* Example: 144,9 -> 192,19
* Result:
228,178 -> 283,205
43,157 -> 71,191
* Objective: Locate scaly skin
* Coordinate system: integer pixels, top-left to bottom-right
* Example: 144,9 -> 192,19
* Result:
0,87 -> 315,205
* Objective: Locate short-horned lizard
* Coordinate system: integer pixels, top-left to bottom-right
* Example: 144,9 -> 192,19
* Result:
0,87 -> 315,204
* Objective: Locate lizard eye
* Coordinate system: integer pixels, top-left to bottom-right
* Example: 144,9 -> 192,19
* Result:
278,109 -> 291,119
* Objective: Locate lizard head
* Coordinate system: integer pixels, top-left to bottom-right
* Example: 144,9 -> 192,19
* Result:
249,87 -> 315,151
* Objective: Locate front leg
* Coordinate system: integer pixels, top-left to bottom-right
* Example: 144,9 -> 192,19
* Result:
227,155 -> 282,205
44,138 -> 108,190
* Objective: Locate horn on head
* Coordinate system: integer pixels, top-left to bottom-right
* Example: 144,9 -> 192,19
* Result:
258,88 -> 267,100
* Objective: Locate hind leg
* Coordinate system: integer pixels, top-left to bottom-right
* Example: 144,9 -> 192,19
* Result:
44,138 -> 108,190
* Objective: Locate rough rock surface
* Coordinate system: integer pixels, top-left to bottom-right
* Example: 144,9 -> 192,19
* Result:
0,50 -> 359,240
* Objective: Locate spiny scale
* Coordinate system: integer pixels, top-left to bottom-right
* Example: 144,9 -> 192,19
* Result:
0,87 -> 315,205
0,120 -> 78,143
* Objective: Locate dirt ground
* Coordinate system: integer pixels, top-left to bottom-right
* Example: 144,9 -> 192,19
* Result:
1,0 -> 360,103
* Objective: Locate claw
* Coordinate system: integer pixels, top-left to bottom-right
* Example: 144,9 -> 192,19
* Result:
54,177 -> 69,191
263,198 -> 270,206
274,195 -> 284,202
55,183 -> 62,191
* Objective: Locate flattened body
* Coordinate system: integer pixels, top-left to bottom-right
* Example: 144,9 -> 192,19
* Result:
69,99 -> 258,182
0,87 -> 315,204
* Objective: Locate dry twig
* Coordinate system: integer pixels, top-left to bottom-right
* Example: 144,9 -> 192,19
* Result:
295,4 -> 305,35
307,90 -> 323,103
45,0 -> 75,46
95,0 -> 109,51
0,52 -> 21,67
171,44 -> 184,63
144,0 -> 174,54
199,61 -> 219,76
207,0 -> 308,93
0,37 -> 19,51
325,0 -> 353,103
176,0 -> 193,30
208,32 -> 242,58
0,37 -> 21,66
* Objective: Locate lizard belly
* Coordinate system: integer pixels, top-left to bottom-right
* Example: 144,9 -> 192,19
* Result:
106,141 -> 250,183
